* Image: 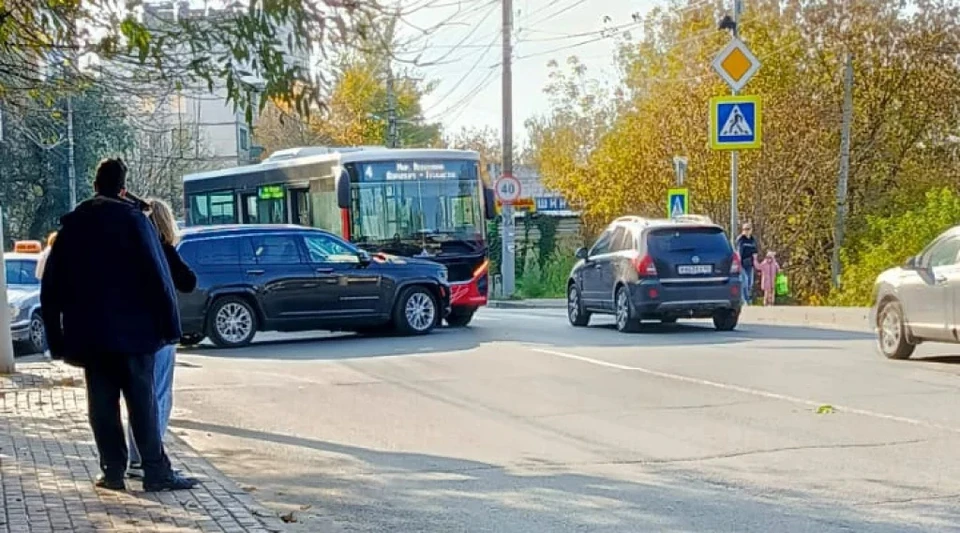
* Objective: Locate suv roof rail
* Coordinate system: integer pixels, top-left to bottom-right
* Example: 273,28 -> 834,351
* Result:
613,216 -> 650,225
671,214 -> 713,224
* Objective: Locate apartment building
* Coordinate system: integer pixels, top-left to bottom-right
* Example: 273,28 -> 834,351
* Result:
139,1 -> 310,169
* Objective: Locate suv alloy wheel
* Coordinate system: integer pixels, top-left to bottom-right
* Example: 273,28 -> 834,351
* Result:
394,286 -> 438,335
877,300 -> 916,360
615,286 -> 641,333
568,284 -> 590,327
207,296 -> 258,347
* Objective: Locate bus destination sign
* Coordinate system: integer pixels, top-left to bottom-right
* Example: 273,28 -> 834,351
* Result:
361,161 -> 461,182
258,185 -> 284,200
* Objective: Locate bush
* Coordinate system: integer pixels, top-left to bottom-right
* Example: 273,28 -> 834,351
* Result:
828,187 -> 960,306
517,248 -> 577,299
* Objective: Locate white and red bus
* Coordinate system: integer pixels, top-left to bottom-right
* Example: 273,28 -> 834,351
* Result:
182,147 -> 496,326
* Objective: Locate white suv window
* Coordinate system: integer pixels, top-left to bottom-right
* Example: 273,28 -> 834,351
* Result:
925,237 -> 960,268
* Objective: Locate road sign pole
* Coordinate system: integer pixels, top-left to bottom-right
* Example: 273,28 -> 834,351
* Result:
501,204 -> 515,297
729,5 -> 742,239
731,84 -> 739,238
730,150 -> 739,238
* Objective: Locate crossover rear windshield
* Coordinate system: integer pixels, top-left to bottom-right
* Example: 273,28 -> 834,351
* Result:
647,227 -> 732,254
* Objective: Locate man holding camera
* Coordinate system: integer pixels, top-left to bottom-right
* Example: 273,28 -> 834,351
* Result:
40,158 -> 197,492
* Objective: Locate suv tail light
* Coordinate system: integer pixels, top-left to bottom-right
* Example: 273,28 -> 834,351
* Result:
730,252 -> 742,275
632,254 -> 658,277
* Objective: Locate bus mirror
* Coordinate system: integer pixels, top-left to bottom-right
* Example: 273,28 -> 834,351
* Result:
484,187 -> 496,220
336,169 -> 351,209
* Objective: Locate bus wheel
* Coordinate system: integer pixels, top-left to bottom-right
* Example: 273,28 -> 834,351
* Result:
446,307 -> 477,328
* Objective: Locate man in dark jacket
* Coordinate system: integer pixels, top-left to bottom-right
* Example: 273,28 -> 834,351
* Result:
40,158 -> 197,492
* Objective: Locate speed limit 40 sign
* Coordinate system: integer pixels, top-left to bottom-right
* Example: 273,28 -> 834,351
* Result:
495,175 -> 522,204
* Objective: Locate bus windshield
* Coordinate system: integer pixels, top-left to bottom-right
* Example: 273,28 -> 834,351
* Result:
346,160 -> 484,255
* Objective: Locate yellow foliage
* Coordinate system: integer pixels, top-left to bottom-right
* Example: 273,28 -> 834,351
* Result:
528,0 -> 960,303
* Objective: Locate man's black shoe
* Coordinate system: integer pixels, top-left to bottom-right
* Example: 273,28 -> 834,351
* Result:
143,473 -> 199,492
95,475 -> 126,491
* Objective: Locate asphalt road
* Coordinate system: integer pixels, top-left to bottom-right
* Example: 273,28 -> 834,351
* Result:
170,308 -> 960,532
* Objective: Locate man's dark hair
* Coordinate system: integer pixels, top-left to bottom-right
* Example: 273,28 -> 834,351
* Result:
94,158 -> 128,197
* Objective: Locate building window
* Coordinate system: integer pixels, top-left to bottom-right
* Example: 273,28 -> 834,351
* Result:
238,127 -> 249,151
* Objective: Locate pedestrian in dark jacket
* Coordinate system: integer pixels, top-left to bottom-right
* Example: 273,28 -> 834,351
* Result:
39,158 -> 197,492
127,198 -> 197,479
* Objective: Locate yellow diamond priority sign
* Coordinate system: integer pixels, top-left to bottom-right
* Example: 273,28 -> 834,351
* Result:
711,37 -> 761,92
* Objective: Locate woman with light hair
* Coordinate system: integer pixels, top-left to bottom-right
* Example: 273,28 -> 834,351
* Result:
127,198 -> 197,480
35,232 -> 58,279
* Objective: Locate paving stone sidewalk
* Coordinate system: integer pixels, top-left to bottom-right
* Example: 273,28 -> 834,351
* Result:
0,361 -> 287,533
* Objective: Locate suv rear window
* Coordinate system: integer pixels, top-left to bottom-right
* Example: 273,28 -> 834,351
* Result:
646,227 -> 731,255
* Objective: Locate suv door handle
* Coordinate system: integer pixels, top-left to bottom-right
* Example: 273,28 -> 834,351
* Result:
246,269 -> 264,276
316,267 -> 334,274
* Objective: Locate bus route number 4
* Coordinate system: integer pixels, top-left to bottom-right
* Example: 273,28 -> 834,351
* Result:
495,175 -> 522,204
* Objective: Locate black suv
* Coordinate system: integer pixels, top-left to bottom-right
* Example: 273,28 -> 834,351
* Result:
567,216 -> 743,332
176,225 -> 451,347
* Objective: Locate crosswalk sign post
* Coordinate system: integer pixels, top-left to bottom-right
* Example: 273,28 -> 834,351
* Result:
667,188 -> 689,218
710,95 -> 761,150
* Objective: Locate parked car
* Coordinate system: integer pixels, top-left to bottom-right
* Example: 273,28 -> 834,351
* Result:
4,251 -> 46,354
566,215 -> 743,332
872,226 -> 960,359
176,225 -> 451,347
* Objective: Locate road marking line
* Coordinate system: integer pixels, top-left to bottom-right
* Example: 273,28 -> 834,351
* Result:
530,347 -> 960,435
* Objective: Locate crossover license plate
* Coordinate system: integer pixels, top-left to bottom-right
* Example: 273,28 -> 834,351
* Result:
678,265 -> 713,275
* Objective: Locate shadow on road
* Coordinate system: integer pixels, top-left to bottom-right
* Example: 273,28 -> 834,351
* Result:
178,319 -> 874,362
170,417 -> 953,533
911,355 -> 960,365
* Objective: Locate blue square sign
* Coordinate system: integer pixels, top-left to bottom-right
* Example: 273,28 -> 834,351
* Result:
709,95 -> 762,150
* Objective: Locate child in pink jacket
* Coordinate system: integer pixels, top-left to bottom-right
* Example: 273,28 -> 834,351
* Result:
757,251 -> 780,306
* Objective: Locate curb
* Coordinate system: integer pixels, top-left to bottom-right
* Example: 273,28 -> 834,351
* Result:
487,299 -> 872,332
488,299 -> 566,310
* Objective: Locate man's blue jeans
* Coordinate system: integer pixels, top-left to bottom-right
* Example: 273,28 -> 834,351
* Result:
128,344 -> 175,465
741,267 -> 755,305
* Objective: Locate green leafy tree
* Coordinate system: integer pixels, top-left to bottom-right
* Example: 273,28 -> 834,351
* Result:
0,84 -> 133,240
830,188 -> 960,306
0,0 -> 386,118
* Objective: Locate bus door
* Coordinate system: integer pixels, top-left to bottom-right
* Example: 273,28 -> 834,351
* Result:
242,186 -> 286,225
290,188 -> 311,226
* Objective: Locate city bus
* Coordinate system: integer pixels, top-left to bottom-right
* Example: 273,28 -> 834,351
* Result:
182,147 -> 496,326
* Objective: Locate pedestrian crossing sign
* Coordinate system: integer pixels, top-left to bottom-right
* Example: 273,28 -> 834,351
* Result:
709,95 -> 762,150
667,188 -> 689,218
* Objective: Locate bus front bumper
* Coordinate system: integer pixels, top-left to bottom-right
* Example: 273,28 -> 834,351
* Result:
449,272 -> 488,309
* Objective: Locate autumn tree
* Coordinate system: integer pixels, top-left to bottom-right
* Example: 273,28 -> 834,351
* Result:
528,0 -> 960,303
446,126 -> 501,186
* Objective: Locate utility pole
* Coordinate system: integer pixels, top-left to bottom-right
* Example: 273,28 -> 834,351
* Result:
0,207 -> 15,374
386,63 -> 398,148
500,0 -> 516,298
832,52 -> 854,287
67,95 -> 77,209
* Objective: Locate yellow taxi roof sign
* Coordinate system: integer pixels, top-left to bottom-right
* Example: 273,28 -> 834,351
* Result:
13,240 -> 42,253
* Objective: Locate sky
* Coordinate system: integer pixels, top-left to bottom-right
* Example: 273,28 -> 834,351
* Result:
399,0 -> 662,143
